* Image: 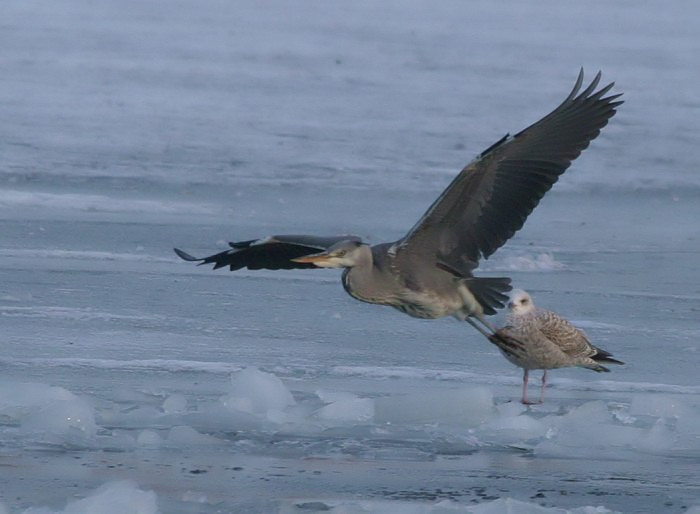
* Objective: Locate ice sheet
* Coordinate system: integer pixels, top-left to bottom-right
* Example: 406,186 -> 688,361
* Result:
1,0 -> 699,512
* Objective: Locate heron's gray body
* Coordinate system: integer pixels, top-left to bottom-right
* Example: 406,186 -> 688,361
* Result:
342,244 -> 465,319
174,71 -> 623,339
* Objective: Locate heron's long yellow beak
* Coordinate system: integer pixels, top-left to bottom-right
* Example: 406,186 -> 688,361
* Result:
291,252 -> 332,264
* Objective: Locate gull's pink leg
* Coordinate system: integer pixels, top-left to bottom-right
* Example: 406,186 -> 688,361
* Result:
522,369 -> 541,405
539,370 -> 548,404
521,369 -> 531,404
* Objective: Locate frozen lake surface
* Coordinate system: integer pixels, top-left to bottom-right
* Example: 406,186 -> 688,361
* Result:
1,0 -> 699,512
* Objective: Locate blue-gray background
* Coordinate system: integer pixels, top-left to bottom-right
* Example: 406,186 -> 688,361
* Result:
1,1 -> 698,512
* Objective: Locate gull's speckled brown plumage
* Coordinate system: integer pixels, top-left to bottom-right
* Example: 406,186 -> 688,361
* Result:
489,290 -> 623,404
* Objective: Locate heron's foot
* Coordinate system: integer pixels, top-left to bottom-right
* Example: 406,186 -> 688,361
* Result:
521,399 -> 542,405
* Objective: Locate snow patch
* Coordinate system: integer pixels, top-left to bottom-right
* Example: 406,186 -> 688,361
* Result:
0,382 -> 96,443
0,248 -> 174,263
0,357 -> 243,374
221,367 -> 296,417
136,429 -> 163,447
167,425 -> 222,446
503,253 -> 566,271
316,390 -> 374,423
529,400 -> 692,458
0,189 -> 212,215
0,305 -> 165,323
375,387 -> 494,427
332,366 -> 700,394
163,393 -> 188,414
21,480 -> 157,514
629,394 -> 693,418
484,253 -> 566,272
280,498 -> 619,513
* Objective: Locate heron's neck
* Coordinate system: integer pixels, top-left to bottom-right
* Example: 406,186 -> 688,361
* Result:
341,246 -> 384,304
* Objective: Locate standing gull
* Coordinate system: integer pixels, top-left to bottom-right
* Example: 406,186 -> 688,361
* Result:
175,70 -> 622,338
488,290 -> 624,404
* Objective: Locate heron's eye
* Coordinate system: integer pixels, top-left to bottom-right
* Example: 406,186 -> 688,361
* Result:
335,250 -> 347,257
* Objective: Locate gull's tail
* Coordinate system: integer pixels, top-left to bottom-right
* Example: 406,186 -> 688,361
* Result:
592,346 -> 624,366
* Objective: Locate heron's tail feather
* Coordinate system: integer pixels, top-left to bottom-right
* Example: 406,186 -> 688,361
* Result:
465,277 -> 512,315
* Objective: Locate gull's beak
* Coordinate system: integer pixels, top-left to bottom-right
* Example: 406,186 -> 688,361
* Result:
291,251 -> 333,264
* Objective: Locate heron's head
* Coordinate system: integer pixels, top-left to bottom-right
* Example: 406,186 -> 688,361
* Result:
291,240 -> 368,268
508,289 -> 535,315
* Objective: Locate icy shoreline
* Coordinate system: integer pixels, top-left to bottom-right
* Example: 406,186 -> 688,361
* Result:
2,368 -> 699,512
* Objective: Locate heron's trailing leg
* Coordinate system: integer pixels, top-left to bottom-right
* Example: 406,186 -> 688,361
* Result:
465,317 -> 493,338
466,316 -> 532,368
463,313 -> 498,337
475,314 -> 498,333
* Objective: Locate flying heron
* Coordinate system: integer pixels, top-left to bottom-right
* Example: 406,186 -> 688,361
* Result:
175,70 -> 622,337
489,290 -> 624,404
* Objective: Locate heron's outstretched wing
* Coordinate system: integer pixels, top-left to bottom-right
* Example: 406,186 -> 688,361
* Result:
397,70 -> 623,274
174,235 -> 362,271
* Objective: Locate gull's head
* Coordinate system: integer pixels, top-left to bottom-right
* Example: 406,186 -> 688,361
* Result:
291,240 -> 367,268
508,289 -> 535,315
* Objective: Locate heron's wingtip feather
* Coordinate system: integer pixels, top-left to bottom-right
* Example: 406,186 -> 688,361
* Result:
173,248 -> 201,262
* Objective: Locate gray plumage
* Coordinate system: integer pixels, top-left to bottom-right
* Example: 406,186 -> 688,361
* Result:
489,289 -> 623,404
174,70 -> 623,338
